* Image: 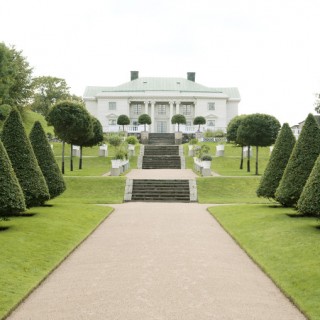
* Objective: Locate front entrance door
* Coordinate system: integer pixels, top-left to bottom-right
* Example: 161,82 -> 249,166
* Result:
156,121 -> 167,133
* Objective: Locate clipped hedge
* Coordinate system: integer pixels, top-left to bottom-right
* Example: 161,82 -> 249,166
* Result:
0,140 -> 26,216
275,114 -> 320,207
297,154 -> 320,216
1,109 -> 50,207
256,123 -> 296,199
29,121 -> 66,199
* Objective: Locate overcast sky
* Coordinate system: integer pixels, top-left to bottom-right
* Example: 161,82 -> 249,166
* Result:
1,0 -> 320,126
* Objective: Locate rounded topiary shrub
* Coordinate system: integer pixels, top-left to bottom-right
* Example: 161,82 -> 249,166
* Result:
0,140 -> 26,217
1,109 -> 50,207
117,114 -> 130,131
126,135 -> 138,145
257,123 -> 296,199
30,121 -> 66,199
138,114 -> 151,131
275,114 -> 320,207
297,154 -> 320,216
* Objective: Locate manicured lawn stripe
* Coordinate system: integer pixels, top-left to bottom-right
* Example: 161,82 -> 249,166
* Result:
209,204 -> 320,319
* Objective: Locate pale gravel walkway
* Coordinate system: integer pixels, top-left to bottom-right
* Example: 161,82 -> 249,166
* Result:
8,202 -> 305,320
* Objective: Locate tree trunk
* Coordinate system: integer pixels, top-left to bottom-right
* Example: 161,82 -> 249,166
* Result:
255,146 -> 259,175
240,146 -> 244,170
79,145 -> 83,169
247,145 -> 251,172
70,144 -> 73,171
61,141 -> 65,174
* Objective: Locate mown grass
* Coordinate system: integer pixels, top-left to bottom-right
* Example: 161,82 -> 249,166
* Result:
197,177 -> 270,204
209,204 -> 320,319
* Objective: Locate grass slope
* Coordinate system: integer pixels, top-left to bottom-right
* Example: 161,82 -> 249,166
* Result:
209,204 -> 320,319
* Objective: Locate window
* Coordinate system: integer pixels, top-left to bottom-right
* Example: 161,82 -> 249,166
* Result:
109,102 -> 116,110
132,104 -> 142,115
207,120 -> 215,127
208,102 -> 215,111
186,121 -> 192,126
181,104 -> 192,116
132,120 -> 139,126
157,105 -> 167,115
108,119 -> 117,125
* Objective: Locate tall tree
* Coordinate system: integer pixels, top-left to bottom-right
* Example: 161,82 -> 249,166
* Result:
46,100 -> 93,172
0,43 -> 33,111
256,123 -> 296,199
29,121 -> 66,199
226,115 -> 247,169
1,109 -> 50,207
237,113 -> 280,174
171,114 -> 186,132
275,114 -> 320,207
30,76 -> 70,116
0,140 -> 26,217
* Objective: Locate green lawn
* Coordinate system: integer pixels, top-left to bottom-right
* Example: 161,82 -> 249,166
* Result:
209,204 -> 320,319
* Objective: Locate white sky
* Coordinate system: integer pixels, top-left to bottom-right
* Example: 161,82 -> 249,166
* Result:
1,0 -> 320,126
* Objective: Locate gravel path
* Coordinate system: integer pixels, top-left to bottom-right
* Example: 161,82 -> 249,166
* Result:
8,202 -> 305,320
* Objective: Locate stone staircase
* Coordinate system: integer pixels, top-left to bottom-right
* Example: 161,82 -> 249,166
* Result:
142,145 -> 181,169
131,179 -> 190,202
148,133 -> 175,145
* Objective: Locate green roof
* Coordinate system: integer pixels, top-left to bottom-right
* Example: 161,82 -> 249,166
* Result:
84,77 -> 240,100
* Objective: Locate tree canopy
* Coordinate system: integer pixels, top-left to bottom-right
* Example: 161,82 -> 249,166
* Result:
193,116 -> 206,131
117,114 -> 130,131
138,113 -> 151,131
0,43 -> 33,110
171,114 -> 186,132
30,76 -> 77,116
237,113 -> 280,174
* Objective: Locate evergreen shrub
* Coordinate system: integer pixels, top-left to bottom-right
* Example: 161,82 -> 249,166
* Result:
257,123 -> 296,199
30,121 -> 66,199
297,154 -> 320,216
0,140 -> 26,216
275,114 -> 320,207
1,109 -> 50,207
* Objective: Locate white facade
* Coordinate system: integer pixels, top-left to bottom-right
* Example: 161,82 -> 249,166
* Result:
83,72 -> 240,134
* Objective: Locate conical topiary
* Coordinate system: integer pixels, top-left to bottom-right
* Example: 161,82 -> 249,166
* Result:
256,123 -> 296,199
0,140 -> 26,216
29,121 -> 66,199
1,109 -> 50,207
297,154 -> 320,216
275,114 -> 320,207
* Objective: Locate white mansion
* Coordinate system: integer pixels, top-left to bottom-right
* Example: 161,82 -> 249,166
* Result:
83,72 -> 240,134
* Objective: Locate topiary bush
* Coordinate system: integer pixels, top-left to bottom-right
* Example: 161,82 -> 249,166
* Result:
171,114 -> 186,132
275,114 -> 320,207
297,154 -> 320,216
1,109 -> 50,207
117,114 -> 130,131
138,114 -> 151,131
126,135 -> 138,145
0,140 -> 26,217
256,123 -> 296,200
193,116 -> 206,131
29,121 -> 66,200
0,104 -> 12,121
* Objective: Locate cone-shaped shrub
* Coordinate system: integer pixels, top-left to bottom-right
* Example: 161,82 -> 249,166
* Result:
257,123 -> 296,199
297,154 -> 320,216
0,140 -> 26,216
1,109 -> 50,207
275,114 -> 320,207
29,121 -> 66,199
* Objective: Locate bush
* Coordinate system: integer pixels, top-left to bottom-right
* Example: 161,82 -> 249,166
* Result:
126,136 -> 138,145
1,109 -> 50,207
0,104 -> 12,121
189,138 -> 198,145
30,121 -> 66,199
297,154 -> 320,216
201,154 -> 213,161
108,134 -> 122,148
0,140 -> 26,217
117,114 -> 130,131
204,130 -> 225,138
256,123 -> 296,199
193,116 -> 206,131
171,114 -> 186,132
275,114 -> 320,207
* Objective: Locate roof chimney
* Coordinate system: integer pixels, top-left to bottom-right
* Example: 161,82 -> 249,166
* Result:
131,71 -> 139,81
187,72 -> 195,82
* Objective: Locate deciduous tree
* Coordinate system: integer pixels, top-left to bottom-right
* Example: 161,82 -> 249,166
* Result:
117,114 -> 130,131
138,114 -> 151,131
193,116 -> 206,132
171,114 -> 186,132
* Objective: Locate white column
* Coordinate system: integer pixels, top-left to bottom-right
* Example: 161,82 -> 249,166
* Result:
144,101 -> 148,114
151,101 -> 155,133
169,101 -> 174,133
176,101 -> 180,114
